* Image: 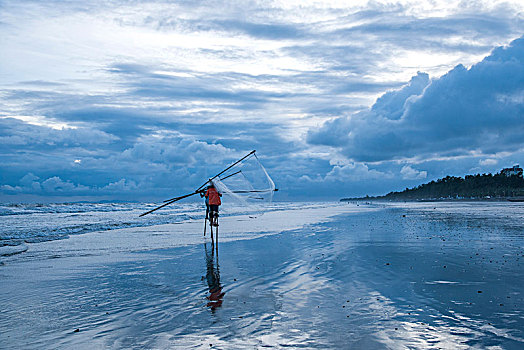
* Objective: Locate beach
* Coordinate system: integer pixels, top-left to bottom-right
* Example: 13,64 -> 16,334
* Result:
1,202 -> 523,349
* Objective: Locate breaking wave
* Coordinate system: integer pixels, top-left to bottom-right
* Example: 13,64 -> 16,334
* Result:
0,202 -> 203,248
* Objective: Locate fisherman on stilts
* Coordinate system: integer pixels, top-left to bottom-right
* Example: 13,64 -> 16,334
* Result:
139,150 -> 278,223
204,181 -> 222,227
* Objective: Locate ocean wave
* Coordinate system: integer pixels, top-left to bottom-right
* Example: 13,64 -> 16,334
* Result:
0,244 -> 28,257
0,202 -> 205,249
0,202 -> 142,216
0,201 -> 298,252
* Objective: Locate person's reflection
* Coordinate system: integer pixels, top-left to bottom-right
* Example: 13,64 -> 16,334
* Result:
204,242 -> 225,311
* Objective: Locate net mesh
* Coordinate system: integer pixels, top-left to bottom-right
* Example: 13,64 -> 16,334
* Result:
210,153 -> 276,214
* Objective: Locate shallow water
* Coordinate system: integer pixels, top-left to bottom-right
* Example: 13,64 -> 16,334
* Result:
1,202 -> 523,349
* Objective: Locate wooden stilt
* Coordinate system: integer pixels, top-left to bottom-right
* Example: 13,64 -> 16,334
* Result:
204,206 -> 208,236
214,211 -> 219,245
210,219 -> 214,243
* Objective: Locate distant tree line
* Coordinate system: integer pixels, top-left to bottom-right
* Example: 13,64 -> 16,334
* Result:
341,172 -> 524,201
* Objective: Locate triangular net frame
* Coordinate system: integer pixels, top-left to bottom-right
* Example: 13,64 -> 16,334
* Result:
211,153 -> 276,215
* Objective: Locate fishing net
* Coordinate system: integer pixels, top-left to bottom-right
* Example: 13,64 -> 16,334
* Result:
139,151 -> 276,218
210,153 -> 276,215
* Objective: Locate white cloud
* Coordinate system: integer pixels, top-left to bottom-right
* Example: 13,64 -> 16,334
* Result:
296,163 -> 383,183
0,184 -> 22,193
325,162 -> 391,182
0,115 -> 77,130
120,135 -> 232,166
41,176 -> 89,193
19,173 -> 42,191
479,158 -> 498,166
400,165 -> 427,180
101,178 -> 139,192
0,117 -> 118,147
0,173 -> 88,195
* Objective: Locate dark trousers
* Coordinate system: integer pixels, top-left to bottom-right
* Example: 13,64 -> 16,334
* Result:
209,205 -> 219,214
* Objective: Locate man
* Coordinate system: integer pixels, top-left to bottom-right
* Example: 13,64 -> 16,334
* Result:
204,182 -> 222,226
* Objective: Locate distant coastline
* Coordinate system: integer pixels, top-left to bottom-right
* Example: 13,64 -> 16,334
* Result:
341,165 -> 524,202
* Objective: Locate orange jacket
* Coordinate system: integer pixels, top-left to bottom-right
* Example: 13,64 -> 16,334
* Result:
205,187 -> 222,205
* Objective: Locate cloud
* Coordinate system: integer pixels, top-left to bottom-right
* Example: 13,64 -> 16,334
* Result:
19,173 -> 42,191
119,135 -> 232,166
400,165 -> 427,180
101,178 -> 139,193
294,161 -> 392,185
1,1 -> 524,200
324,163 -> 390,182
41,176 -> 89,193
1,173 -> 88,194
479,158 -> 498,166
308,36 -> 524,162
210,19 -> 306,40
1,173 -> 141,196
0,117 -> 118,147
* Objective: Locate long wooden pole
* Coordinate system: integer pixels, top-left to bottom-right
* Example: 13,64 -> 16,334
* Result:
230,189 -> 279,193
162,170 -> 242,203
204,205 -> 208,236
139,191 -> 200,217
217,170 -> 242,182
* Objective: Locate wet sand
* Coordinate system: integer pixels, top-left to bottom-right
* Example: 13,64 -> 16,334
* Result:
1,202 -> 523,349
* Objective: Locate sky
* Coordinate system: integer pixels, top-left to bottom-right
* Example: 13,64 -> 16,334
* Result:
1,0 -> 523,202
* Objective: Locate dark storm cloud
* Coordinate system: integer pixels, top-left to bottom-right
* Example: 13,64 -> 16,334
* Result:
308,36 -> 524,162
